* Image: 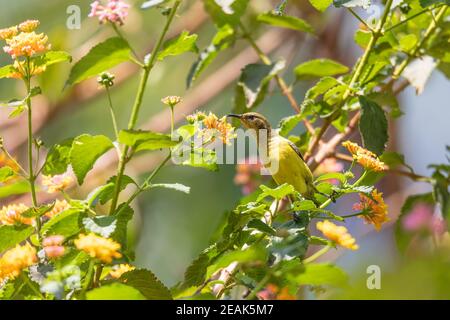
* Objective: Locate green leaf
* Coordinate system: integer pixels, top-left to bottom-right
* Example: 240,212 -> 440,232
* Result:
305,76 -> 340,100
234,61 -> 285,113
398,34 -> 418,52
294,59 -> 349,80
120,269 -> 172,300
419,0 -> 450,7
257,183 -> 296,201
67,37 -> 131,85
0,179 -> 30,199
315,172 -> 347,184
294,263 -> 348,287
70,134 -> 114,184
309,0 -> 333,11
21,203 -> 55,218
209,246 -> 267,275
42,138 -> 74,175
270,232 -> 309,258
118,129 -> 179,152
0,65 -> 18,79
0,225 -> 34,253
31,51 -> 72,69
0,166 -> 15,182
157,31 -> 198,61
82,216 -> 117,238
86,283 -> 146,300
180,148 -> 219,171
247,219 -> 276,235
41,209 -> 86,238
381,151 -> 414,172
187,24 -> 235,87
293,199 -> 317,211
96,175 -> 136,205
333,0 -> 371,9
358,96 -> 388,155
149,183 -> 191,194
395,193 -> 434,253
203,0 -> 249,26
111,203 -> 134,248
279,114 -> 302,137
257,12 -> 314,33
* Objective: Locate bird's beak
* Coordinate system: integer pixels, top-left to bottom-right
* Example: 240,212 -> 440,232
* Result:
226,114 -> 242,120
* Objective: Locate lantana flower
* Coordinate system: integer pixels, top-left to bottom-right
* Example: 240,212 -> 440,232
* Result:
109,264 -> 135,279
3,30 -> 50,59
42,235 -> 65,259
201,112 -> 236,145
342,140 -> 386,172
75,233 -> 122,263
316,220 -> 359,250
0,204 -> 33,225
0,243 -> 37,281
89,0 -> 130,25
41,172 -> 73,194
161,96 -> 182,108
353,189 -> 389,231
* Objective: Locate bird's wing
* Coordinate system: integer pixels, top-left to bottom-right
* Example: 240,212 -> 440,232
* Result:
286,139 -> 306,162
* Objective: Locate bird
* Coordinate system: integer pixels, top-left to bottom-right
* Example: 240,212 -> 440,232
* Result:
227,112 -> 316,201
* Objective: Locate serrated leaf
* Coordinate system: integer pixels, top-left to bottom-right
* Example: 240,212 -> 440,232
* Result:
31,51 -> 72,69
187,24 -> 235,87
181,148 -> 219,171
42,138 -> 74,175
111,203 -> 134,248
309,0 -> 333,11
293,199 -> 317,211
0,166 -> 15,182
294,263 -> 348,287
333,0 -> 371,9
70,134 -> 114,184
96,175 -> 136,205
183,252 -> 211,288
86,283 -> 146,300
82,216 -> 117,238
315,172 -> 347,184
41,209 -> 86,238
358,96 -> 388,155
0,225 -> 34,253
157,31 -> 198,61
149,183 -> 190,194
257,12 -> 314,33
118,130 -> 179,152
67,37 -> 131,85
419,0 -> 450,7
305,76 -> 340,100
203,0 -> 249,26
295,59 -> 349,80
247,219 -> 276,235
234,60 -> 285,113
257,183 -> 296,201
279,114 -> 302,136
120,269 -> 172,300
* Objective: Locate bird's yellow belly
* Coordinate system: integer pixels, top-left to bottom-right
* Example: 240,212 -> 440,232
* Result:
263,138 -> 313,196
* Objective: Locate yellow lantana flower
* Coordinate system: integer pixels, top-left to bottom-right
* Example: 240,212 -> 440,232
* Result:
201,112 -> 236,145
0,204 -> 33,225
74,233 -> 122,264
0,243 -> 37,281
3,31 -> 50,59
316,220 -> 359,250
41,173 -> 73,194
342,140 -> 386,172
353,189 -> 389,231
109,264 -> 135,279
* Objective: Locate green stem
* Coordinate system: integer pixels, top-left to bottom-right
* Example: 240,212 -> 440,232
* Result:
384,5 -> 443,33
109,0 -> 182,215
111,23 -> 142,65
105,87 -> 120,140
348,8 -> 374,32
21,272 -> 44,299
81,260 -> 96,297
170,106 -> 175,137
303,245 -> 332,264
246,272 -> 271,300
341,211 -> 366,219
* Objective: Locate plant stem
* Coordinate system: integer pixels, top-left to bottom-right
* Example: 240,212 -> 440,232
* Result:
384,5 -> 443,33
170,106 -> 175,137
303,245 -> 331,264
21,272 -> 44,299
109,0 -> 182,215
246,272 -> 271,300
341,211 -> 366,218
348,8 -> 374,32
105,87 -> 120,140
239,21 -> 315,134
24,58 -> 40,240
111,22 -> 141,64
81,260 -> 95,297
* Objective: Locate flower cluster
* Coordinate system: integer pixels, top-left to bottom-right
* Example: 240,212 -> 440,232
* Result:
0,204 -> 33,225
316,220 -> 359,250
43,235 -> 65,259
342,140 -> 386,172
258,284 -> 296,300
0,243 -> 37,281
353,189 -> 389,231
74,233 -> 122,263
109,264 -> 135,279
1,20 -> 50,59
89,0 -> 130,25
201,112 -> 236,145
161,95 -> 182,107
41,172 -> 73,194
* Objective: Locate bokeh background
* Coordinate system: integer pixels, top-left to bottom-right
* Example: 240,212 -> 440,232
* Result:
1,0 -> 449,298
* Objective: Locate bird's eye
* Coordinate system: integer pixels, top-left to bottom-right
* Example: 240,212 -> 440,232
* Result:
247,115 -> 255,120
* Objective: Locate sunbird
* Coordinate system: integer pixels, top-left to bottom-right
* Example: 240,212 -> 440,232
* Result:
227,112 -> 316,201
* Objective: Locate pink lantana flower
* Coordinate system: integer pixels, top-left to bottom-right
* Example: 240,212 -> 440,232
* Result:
89,0 -> 130,25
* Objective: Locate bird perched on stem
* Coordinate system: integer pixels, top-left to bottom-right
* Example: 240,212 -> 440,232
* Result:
227,112 -> 317,201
